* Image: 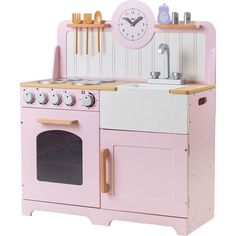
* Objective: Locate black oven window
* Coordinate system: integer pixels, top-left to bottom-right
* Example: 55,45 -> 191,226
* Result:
37,130 -> 83,185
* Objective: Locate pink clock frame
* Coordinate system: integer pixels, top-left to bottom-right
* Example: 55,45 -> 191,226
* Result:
112,0 -> 155,49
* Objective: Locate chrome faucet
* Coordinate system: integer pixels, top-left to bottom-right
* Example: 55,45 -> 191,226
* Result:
158,43 -> 170,79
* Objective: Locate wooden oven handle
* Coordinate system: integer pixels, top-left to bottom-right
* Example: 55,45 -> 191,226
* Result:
37,119 -> 79,126
101,149 -> 109,193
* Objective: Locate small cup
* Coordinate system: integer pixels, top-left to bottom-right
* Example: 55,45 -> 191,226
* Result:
172,12 -> 179,24
184,12 -> 191,24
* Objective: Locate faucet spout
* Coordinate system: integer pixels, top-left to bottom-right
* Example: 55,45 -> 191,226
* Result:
158,43 -> 170,79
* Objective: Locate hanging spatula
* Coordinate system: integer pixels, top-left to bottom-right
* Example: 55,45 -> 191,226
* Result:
83,13 -> 92,55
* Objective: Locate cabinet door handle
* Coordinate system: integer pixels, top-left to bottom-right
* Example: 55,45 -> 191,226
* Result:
101,149 -> 109,193
37,119 -> 79,126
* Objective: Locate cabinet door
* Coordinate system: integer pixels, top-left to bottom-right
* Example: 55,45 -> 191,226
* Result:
101,130 -> 188,217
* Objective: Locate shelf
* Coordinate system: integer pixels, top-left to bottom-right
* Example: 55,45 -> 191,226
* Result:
67,22 -> 111,29
154,23 -> 201,30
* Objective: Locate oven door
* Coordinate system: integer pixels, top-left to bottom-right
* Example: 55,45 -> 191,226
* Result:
21,108 -> 100,207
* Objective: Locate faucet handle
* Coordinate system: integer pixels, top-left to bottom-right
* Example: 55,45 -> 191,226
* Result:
150,71 -> 161,79
172,72 -> 182,80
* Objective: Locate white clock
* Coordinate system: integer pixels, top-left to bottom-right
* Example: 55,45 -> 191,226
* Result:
112,1 -> 155,49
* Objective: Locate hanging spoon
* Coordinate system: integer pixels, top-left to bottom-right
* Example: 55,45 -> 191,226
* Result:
94,11 -> 102,53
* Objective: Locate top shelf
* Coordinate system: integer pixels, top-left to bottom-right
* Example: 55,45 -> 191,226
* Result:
154,23 -> 201,30
67,22 -> 200,30
67,21 -> 111,28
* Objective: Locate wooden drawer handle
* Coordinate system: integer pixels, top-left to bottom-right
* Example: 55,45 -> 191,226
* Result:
37,119 -> 79,126
101,149 -> 109,193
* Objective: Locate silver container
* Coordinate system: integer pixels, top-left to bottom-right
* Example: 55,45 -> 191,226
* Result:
172,12 -> 179,24
172,72 -> 182,80
150,71 -> 161,79
184,12 -> 191,24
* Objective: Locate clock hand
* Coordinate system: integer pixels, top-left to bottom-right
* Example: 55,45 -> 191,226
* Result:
131,16 -> 144,26
122,17 -> 133,26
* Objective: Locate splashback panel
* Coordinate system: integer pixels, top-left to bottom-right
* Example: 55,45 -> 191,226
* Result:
66,30 -> 206,83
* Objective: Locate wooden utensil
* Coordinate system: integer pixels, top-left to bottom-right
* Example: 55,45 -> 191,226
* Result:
72,13 -> 82,54
84,13 -> 92,55
94,11 -> 102,53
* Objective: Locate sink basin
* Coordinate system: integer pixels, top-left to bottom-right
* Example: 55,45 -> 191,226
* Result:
101,83 -> 189,134
118,83 -> 185,90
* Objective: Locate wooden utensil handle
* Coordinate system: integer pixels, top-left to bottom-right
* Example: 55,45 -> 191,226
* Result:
86,27 -> 89,55
98,28 -> 101,53
37,119 -> 79,126
76,27 -> 78,54
101,149 -> 109,193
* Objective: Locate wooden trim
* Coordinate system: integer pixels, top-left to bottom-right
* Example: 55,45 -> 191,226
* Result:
67,23 -> 111,28
37,119 -> 79,126
101,149 -> 109,193
20,81 -> 215,94
97,28 -> 101,52
170,84 -> 215,95
75,28 -> 78,54
20,80 -> 141,91
86,27 -> 89,55
154,23 -> 201,30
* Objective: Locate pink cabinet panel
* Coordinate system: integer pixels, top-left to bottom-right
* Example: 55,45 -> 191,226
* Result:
21,108 -> 100,207
101,130 -> 188,218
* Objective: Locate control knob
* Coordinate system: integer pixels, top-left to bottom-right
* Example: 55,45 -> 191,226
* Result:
36,92 -> 49,105
82,94 -> 95,107
50,93 -> 62,105
23,91 -> 35,104
63,94 -> 76,106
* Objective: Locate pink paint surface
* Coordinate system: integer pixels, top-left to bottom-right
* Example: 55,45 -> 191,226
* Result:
23,199 -> 188,235
187,89 -> 216,233
101,130 -> 188,218
21,108 -> 100,207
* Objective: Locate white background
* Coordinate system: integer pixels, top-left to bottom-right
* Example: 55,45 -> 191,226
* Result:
0,0 -> 235,235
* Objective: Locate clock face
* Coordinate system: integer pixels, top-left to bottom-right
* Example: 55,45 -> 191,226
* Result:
112,1 -> 155,49
118,8 -> 148,41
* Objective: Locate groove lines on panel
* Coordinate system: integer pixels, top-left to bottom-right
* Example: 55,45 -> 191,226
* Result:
66,31 -> 205,83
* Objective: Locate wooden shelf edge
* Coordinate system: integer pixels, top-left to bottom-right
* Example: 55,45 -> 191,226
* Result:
170,84 -> 215,95
67,23 -> 111,28
155,24 -> 201,30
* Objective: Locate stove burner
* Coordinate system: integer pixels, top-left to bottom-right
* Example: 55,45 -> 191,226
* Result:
71,80 -> 101,85
38,79 -> 66,84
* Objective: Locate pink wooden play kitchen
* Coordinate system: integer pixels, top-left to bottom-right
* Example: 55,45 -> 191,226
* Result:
20,1 -> 216,235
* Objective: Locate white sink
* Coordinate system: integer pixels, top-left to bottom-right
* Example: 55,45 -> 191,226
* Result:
118,83 -> 185,90
101,82 -> 189,134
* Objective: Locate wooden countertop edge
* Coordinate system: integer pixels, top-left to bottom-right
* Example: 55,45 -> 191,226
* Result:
20,82 -> 118,91
19,81 -> 139,91
20,81 -> 216,94
169,84 -> 216,94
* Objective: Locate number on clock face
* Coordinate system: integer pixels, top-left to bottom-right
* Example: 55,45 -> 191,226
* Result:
118,8 -> 148,41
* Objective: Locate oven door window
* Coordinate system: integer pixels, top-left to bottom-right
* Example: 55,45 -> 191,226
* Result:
37,130 -> 83,185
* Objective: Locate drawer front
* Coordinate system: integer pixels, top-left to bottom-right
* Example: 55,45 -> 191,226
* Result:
100,90 -> 189,134
101,130 -> 188,218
